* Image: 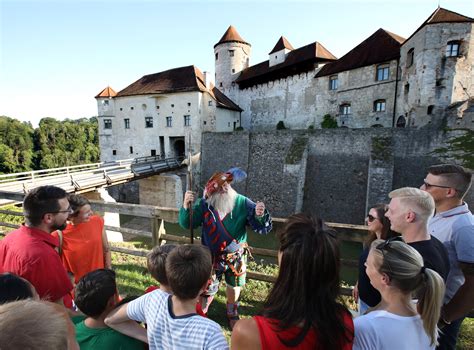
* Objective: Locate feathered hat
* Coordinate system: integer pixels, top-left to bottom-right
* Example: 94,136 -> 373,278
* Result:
204,167 -> 247,198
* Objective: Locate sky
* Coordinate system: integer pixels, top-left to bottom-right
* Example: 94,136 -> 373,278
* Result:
1,0 -> 473,127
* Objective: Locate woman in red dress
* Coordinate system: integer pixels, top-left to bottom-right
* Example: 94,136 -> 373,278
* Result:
231,213 -> 354,350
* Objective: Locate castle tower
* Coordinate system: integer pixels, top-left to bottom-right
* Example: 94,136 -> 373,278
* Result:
214,25 -> 251,98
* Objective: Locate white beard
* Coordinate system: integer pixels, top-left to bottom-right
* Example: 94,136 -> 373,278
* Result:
207,187 -> 237,216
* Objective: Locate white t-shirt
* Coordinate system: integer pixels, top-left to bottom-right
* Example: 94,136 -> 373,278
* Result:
127,289 -> 229,350
353,310 -> 435,350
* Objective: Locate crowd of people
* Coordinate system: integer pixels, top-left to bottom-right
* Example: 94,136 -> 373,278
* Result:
0,163 -> 472,350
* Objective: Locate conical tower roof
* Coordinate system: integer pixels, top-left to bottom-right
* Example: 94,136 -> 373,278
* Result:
214,25 -> 250,48
95,86 -> 117,98
269,36 -> 295,54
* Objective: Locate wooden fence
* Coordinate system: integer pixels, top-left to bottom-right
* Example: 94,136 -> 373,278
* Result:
0,200 -> 369,297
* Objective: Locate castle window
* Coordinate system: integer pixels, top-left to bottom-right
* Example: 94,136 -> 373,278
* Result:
104,119 -> 112,129
215,53 -> 218,60
166,116 -> 172,127
184,115 -> 191,127
129,146 -> 133,154
329,75 -> 338,90
120,107 -> 123,111
376,64 -> 389,81
339,104 -> 351,115
151,149 -> 156,156
219,82 -> 223,87
208,101 -> 213,106
102,100 -> 109,106
171,104 -> 174,108
427,105 -> 434,115
156,105 -> 160,109
232,68 -> 235,73
112,150 -> 117,156
229,50 -> 234,57
188,102 -> 191,106
145,117 -> 153,128
124,118 -> 130,129
446,41 -> 460,57
406,48 -> 414,67
374,100 -> 386,112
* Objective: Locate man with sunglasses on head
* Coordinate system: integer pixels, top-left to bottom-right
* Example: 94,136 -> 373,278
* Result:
385,187 -> 449,281
421,164 -> 473,350
0,186 -> 73,304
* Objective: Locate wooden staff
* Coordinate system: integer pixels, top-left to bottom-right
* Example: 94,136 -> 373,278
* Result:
187,135 -> 194,244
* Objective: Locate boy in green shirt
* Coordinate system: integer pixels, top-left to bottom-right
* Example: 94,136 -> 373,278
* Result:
74,269 -> 146,350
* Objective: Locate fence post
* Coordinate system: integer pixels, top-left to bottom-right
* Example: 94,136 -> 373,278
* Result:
151,215 -> 160,247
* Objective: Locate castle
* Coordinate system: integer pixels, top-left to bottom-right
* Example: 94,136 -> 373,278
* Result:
96,7 -> 473,161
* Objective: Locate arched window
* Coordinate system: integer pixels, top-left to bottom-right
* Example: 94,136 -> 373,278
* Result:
339,103 -> 351,115
396,116 -> 406,128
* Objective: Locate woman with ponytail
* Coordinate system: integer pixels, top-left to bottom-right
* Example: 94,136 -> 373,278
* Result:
354,238 -> 445,350
231,213 -> 354,350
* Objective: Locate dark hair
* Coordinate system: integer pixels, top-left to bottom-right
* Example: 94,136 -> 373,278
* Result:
366,203 -> 399,244
262,213 -> 353,349
115,295 -> 139,308
67,194 -> 90,217
23,186 -> 67,226
75,269 -> 117,318
0,273 -> 35,304
166,245 -> 212,300
428,164 -> 472,199
147,244 -> 177,285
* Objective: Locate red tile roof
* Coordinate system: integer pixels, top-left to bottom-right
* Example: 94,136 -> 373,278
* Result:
116,65 -> 207,97
214,25 -> 250,48
403,7 -> 473,44
269,36 -> 295,54
95,86 -> 117,98
315,28 -> 405,78
110,65 -> 241,111
236,41 -> 337,89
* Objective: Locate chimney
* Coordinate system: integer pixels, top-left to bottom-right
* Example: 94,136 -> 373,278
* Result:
203,71 -> 214,89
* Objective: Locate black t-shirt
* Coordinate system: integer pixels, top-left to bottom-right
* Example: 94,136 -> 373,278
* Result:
358,247 -> 382,307
357,236 -> 450,307
408,236 -> 450,282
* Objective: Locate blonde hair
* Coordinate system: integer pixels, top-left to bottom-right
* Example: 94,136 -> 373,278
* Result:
370,239 -> 445,346
0,300 -> 69,349
389,187 -> 435,221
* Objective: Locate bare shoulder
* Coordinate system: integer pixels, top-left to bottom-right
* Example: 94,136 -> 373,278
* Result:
231,317 -> 261,350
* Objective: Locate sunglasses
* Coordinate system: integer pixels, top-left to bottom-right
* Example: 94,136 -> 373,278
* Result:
375,236 -> 405,275
367,214 -> 377,222
423,180 -> 452,190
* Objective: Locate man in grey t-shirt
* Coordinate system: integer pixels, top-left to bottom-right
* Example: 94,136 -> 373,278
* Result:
421,164 -> 473,350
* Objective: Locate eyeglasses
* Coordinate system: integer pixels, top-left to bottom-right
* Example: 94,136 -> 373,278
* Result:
51,206 -> 73,214
423,179 -> 452,190
375,236 -> 405,276
367,214 -> 377,222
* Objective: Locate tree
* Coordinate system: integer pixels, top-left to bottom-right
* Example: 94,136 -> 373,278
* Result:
321,114 -> 338,129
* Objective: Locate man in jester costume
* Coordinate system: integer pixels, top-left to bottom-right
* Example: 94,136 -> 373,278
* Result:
178,167 -> 272,328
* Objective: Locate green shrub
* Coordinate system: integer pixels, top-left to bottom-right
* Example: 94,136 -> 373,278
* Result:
321,114 -> 338,129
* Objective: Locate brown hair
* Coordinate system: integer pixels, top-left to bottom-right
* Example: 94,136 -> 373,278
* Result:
67,194 -> 90,217
147,244 -> 177,285
166,245 -> 212,300
428,164 -> 472,199
0,300 -> 70,349
366,204 -> 399,245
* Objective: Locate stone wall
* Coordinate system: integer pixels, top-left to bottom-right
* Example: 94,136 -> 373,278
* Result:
201,128 -> 472,224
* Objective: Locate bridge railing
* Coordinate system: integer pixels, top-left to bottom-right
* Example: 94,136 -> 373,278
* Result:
0,200 -> 367,296
0,159 -> 135,186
